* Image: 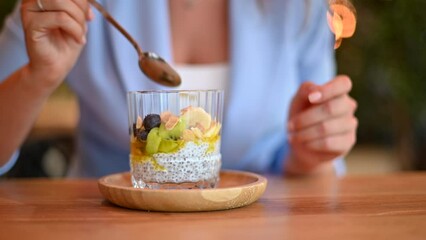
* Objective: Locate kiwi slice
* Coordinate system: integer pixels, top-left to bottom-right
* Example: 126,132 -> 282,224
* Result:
168,120 -> 185,139
158,121 -> 186,140
158,139 -> 179,153
158,123 -> 169,139
145,127 -> 161,154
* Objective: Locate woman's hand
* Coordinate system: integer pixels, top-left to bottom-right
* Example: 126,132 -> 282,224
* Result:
285,75 -> 358,175
20,0 -> 93,90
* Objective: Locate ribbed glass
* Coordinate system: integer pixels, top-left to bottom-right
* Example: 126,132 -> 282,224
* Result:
127,90 -> 224,189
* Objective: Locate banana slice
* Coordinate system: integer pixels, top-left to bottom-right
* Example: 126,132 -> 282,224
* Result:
182,129 -> 196,141
181,107 -> 211,130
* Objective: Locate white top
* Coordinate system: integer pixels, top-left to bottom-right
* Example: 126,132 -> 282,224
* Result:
173,63 -> 229,91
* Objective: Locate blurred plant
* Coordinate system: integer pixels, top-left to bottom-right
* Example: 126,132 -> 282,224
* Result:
337,0 -> 426,169
0,0 -> 16,28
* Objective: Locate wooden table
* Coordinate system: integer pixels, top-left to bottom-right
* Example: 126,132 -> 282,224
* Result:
1,173 -> 426,240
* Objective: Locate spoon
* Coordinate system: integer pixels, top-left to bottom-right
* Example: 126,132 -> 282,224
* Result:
88,0 -> 181,87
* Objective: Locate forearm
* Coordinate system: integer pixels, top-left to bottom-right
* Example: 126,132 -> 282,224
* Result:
0,65 -> 56,165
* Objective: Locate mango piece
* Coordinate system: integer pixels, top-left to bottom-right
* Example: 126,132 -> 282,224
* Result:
204,122 -> 222,138
191,127 -> 203,139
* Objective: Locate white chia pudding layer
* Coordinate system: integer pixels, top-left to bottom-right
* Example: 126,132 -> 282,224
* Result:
131,141 -> 221,188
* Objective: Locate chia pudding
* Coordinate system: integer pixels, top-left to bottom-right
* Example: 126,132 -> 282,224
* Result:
129,106 -> 222,189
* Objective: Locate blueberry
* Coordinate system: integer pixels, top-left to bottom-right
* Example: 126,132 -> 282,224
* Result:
132,123 -> 149,141
132,123 -> 138,136
143,114 -> 161,131
136,130 -> 149,141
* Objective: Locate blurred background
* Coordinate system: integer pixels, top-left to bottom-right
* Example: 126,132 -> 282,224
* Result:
1,0 -> 425,177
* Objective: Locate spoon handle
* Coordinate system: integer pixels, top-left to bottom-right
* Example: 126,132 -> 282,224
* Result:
88,0 -> 143,56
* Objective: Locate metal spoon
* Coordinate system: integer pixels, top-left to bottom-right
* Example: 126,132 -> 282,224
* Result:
88,0 -> 181,87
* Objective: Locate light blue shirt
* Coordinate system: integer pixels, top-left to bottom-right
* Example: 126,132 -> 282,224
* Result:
0,0 -> 345,177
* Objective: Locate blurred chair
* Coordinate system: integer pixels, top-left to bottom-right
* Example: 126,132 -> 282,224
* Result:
4,88 -> 78,178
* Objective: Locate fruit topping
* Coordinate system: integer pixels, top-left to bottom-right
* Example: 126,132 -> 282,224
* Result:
133,106 -> 220,156
182,129 -> 196,141
136,129 -> 149,141
168,121 -> 185,139
165,115 -> 179,130
180,106 -> 192,114
143,114 -> 161,131
146,127 -> 161,154
160,111 -> 173,123
136,116 -> 143,129
132,123 -> 137,136
133,123 -> 147,141
181,107 -> 211,130
191,127 -> 203,139
159,120 -> 186,140
158,139 -> 180,152
203,122 -> 221,138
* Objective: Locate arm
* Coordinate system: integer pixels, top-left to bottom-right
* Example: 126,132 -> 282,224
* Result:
0,0 -> 92,167
284,2 -> 357,176
0,66 -> 52,166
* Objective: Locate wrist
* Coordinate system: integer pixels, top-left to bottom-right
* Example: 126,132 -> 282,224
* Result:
24,63 -> 63,95
284,153 -> 313,175
284,153 -> 335,176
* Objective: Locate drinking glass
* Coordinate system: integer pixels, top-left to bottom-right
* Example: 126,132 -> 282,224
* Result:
127,90 -> 224,189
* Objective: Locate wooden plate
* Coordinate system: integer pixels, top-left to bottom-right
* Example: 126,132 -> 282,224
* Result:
98,170 -> 267,212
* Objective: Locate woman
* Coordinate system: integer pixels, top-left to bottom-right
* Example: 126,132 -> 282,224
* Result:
0,0 -> 357,177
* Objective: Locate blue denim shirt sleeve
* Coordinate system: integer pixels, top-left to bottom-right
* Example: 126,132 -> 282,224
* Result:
0,151 -> 19,175
269,140 -> 289,174
0,0 -> 28,81
0,1 -> 26,175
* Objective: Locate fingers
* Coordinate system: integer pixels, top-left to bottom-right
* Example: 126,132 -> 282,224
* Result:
289,81 -> 317,116
287,76 -> 357,172
304,131 -> 357,153
22,0 -> 92,44
290,115 -> 358,143
33,0 -> 88,31
27,0 -> 91,20
71,0 -> 92,20
289,94 -> 357,131
308,75 -> 353,104
28,11 -> 86,44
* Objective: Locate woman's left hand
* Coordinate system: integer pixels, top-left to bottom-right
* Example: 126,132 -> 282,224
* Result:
285,75 -> 358,175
